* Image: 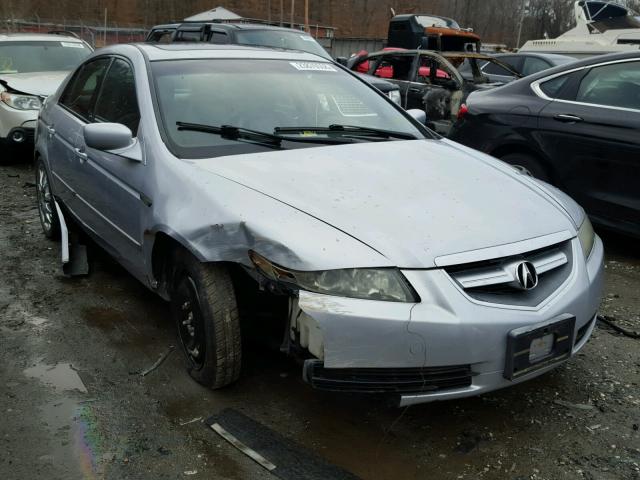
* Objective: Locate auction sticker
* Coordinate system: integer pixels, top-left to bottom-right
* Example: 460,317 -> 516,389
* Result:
290,62 -> 336,72
61,42 -> 85,48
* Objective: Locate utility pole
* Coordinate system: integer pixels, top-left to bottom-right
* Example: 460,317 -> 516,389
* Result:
304,0 -> 309,32
516,0 -> 528,49
268,0 -> 271,23
290,0 -> 295,29
104,7 -> 107,46
280,0 -> 284,26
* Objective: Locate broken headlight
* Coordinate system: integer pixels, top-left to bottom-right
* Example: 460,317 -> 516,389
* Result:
578,216 -> 595,259
1,91 -> 42,110
249,251 -> 418,303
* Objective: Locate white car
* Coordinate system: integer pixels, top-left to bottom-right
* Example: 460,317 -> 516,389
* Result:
35,44 -> 604,406
0,33 -> 92,154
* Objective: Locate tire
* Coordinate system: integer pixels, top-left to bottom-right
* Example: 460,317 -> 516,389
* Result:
170,250 -> 241,389
35,157 -> 60,240
500,152 -> 550,182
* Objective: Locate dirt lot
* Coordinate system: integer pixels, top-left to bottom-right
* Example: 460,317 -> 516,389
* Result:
1,159 -> 639,480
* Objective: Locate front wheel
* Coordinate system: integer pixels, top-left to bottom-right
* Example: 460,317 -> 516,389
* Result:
35,158 -> 60,240
170,251 -> 242,389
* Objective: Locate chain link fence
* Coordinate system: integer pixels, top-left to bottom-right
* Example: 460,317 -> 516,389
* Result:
1,17 -> 148,47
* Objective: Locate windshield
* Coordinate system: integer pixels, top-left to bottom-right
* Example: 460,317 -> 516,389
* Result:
234,30 -> 331,59
152,59 -> 425,158
416,15 -> 460,29
0,41 -> 91,74
583,1 -> 630,21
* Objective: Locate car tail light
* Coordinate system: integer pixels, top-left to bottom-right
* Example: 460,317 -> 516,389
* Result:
457,103 -> 469,120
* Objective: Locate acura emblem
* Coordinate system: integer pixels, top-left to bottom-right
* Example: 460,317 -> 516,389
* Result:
515,261 -> 538,290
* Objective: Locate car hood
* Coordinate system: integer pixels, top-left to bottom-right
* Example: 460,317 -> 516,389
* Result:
193,139 -> 575,268
0,71 -> 69,97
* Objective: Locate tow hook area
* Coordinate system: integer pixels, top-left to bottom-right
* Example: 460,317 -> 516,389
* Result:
54,200 -> 88,277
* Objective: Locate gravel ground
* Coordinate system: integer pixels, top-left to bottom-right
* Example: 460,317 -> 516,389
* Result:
1,159 -> 639,480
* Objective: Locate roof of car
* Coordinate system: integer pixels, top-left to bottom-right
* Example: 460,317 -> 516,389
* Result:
484,50 -> 640,95
130,43 -> 330,62
493,52 -> 577,63
151,22 -> 314,34
525,50 -> 640,79
0,33 -> 85,43
364,49 -> 493,59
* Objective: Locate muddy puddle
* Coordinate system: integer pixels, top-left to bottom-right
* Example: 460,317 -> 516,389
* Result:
24,361 -> 88,393
81,305 -> 171,353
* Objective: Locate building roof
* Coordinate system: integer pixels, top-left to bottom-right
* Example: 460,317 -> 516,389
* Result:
184,6 -> 242,22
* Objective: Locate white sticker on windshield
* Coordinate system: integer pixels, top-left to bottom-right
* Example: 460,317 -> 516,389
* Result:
290,62 -> 336,72
300,35 -> 315,42
61,42 -> 85,48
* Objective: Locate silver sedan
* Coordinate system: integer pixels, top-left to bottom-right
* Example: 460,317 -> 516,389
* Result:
35,44 -> 604,406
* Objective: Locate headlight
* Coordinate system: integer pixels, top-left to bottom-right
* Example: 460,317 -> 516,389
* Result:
387,89 -> 401,105
1,91 -> 42,110
249,251 -> 418,303
577,216 -> 595,259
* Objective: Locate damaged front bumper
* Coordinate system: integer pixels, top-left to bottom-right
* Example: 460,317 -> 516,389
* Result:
295,236 -> 604,406
0,101 -> 37,147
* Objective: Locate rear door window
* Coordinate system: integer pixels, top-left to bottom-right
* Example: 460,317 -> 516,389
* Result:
209,31 -> 229,44
522,57 -> 552,76
59,57 -> 112,121
93,58 -> 140,134
151,31 -> 175,43
482,58 -> 513,77
373,54 -> 416,81
483,58 -> 519,76
175,30 -> 203,42
575,60 -> 640,110
538,72 -> 580,100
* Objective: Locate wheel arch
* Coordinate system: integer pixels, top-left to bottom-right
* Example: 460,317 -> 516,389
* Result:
489,142 -> 555,182
148,229 -> 203,300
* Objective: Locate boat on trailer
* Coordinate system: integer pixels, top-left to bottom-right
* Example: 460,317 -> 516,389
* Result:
520,1 -> 640,58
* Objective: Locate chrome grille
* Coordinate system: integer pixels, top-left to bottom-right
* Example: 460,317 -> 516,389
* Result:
446,240 -> 573,307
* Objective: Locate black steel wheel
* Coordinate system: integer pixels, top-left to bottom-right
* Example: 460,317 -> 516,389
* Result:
170,250 -> 241,389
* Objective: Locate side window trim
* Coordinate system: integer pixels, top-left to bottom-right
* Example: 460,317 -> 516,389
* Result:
92,56 -> 141,136
531,57 -> 640,113
59,56 -> 113,124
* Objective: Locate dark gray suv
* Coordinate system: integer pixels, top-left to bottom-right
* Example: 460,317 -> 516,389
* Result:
146,22 -> 402,104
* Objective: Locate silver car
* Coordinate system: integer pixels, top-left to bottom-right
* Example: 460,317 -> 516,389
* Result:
0,33 -> 92,152
35,44 -> 604,406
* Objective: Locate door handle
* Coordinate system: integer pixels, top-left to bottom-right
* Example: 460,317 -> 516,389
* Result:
553,114 -> 583,123
74,147 -> 88,162
409,87 -> 422,93
46,125 -> 56,136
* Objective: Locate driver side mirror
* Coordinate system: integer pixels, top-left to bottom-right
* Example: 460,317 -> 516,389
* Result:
84,123 -> 133,151
83,123 -> 142,162
407,109 -> 427,125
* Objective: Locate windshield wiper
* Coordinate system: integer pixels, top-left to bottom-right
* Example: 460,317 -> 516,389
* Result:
176,121 -> 352,148
177,122 -> 283,149
274,124 -> 418,140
